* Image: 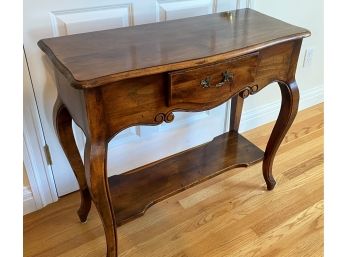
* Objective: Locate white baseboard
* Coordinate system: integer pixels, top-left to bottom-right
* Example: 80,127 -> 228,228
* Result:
239,85 -> 323,133
23,186 -> 37,215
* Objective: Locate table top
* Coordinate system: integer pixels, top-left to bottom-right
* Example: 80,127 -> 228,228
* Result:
38,8 -> 310,89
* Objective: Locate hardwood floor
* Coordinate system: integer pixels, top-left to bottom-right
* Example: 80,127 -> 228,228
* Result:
24,103 -> 323,257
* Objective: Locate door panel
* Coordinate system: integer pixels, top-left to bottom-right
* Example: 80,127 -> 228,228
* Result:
24,0 -> 250,196
50,4 -> 134,36
156,0 -> 216,21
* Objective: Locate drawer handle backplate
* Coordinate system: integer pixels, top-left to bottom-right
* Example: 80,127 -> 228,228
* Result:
201,71 -> 234,88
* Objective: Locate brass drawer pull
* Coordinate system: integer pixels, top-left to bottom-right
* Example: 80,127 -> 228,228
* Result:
200,76 -> 211,88
201,71 -> 233,88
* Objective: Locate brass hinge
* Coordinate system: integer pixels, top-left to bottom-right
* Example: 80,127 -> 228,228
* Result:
44,144 -> 53,166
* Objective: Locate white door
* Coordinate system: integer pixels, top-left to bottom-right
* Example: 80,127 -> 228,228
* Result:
24,0 -> 252,197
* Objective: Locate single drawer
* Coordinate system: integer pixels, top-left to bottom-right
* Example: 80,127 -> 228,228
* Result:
168,52 -> 259,106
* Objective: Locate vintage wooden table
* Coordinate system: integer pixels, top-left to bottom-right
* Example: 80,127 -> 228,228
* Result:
38,8 -> 310,256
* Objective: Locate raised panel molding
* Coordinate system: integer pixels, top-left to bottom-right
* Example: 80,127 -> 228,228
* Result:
49,4 -> 134,36
155,0 -> 251,19
156,0 -> 216,22
215,0 -> 252,13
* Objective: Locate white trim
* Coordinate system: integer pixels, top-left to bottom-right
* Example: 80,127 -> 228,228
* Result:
224,99 -> 232,132
238,85 -> 324,133
247,0 -> 254,9
23,51 -> 58,209
23,139 -> 43,209
156,0 -> 217,22
236,0 -> 241,9
49,4 -> 134,37
23,187 -> 37,215
298,85 -> 324,110
212,0 -> 218,13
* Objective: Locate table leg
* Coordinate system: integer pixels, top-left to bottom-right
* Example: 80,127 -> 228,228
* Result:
263,80 -> 300,190
53,98 -> 91,222
229,95 -> 244,132
84,139 -> 118,257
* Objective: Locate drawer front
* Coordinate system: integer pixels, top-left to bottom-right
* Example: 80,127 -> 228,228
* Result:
168,52 -> 259,106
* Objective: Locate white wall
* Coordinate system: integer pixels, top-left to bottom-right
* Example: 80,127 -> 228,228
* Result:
239,0 -> 323,132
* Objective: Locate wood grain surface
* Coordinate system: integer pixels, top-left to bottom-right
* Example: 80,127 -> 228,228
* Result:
168,52 -> 258,106
37,8 -> 310,88
24,103 -> 323,257
108,131 -> 264,226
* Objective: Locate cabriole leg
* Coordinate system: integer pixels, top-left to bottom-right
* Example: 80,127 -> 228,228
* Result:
84,139 -> 118,257
263,80 -> 300,190
53,98 -> 92,222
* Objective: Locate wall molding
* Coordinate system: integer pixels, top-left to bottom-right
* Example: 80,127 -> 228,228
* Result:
156,0 -> 215,22
239,85 -> 324,133
23,51 -> 58,215
247,0 -> 254,8
23,187 -> 37,215
49,4 -> 134,36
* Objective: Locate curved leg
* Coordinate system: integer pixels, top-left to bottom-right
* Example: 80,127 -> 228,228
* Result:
263,80 -> 300,190
84,139 -> 118,257
53,98 -> 92,222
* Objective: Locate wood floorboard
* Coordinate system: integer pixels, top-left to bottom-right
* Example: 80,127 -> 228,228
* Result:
24,103 -> 324,257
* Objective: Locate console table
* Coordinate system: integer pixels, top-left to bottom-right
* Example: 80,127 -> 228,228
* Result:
38,8 -> 310,256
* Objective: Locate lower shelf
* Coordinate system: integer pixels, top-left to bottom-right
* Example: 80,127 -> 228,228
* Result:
108,131 -> 264,226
